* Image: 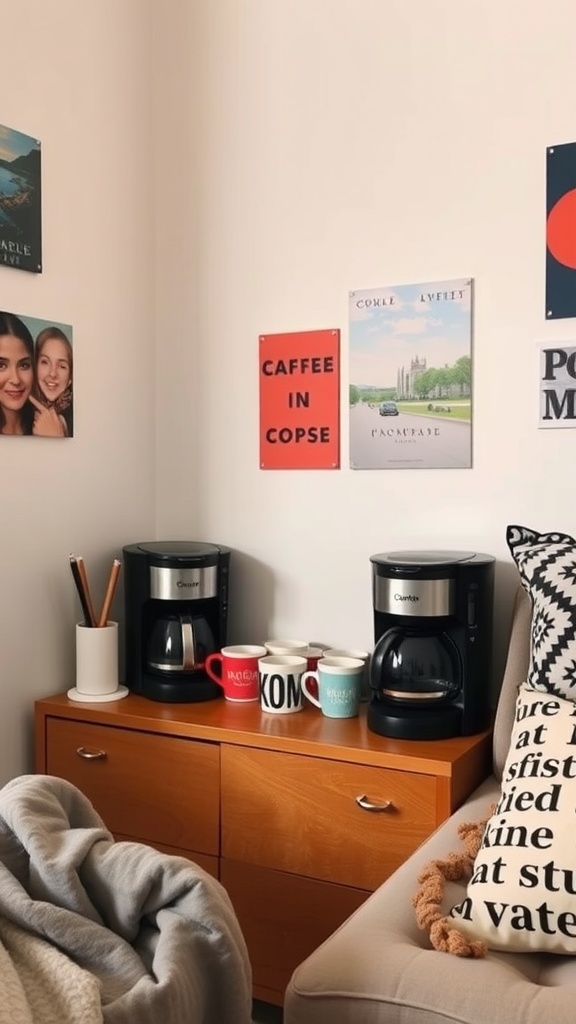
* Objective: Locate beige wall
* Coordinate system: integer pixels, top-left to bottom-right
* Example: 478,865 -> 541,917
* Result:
3,0 -> 574,780
156,0 -> 576,673
3,1 -> 156,780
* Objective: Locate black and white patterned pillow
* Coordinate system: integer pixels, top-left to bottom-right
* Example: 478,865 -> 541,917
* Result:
507,524 -> 576,700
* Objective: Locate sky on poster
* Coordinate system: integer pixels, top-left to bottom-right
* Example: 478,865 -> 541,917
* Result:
0,124 -> 38,163
349,279 -> 471,389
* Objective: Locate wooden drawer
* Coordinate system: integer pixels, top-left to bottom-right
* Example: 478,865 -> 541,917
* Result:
221,745 -> 436,890
221,858 -> 368,1005
46,718 -> 220,855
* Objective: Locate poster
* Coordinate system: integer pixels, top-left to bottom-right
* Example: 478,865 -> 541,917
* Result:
0,309 -> 73,437
259,329 -> 340,469
539,344 -> 576,427
349,278 -> 472,470
546,142 -> 576,320
0,124 -> 42,274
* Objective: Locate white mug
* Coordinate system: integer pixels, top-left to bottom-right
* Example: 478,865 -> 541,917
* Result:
258,655 -> 307,714
323,648 -> 370,662
264,639 -> 309,656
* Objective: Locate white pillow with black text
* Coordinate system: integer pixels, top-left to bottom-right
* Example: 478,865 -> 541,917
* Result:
449,683 -> 576,953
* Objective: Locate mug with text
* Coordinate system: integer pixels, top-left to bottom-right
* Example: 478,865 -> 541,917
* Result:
301,656 -> 365,719
205,645 -> 267,701
258,655 -> 307,714
323,648 -> 370,700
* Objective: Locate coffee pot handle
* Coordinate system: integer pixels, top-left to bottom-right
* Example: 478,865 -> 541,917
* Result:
180,613 -> 196,671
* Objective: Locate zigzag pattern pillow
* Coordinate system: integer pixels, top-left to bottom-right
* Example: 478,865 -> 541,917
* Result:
507,525 -> 576,700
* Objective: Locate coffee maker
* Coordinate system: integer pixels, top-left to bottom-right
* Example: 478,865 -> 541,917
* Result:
123,541 -> 230,703
368,550 -> 495,740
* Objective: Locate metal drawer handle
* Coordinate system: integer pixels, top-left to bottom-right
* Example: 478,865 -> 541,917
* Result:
76,746 -> 107,760
356,794 -> 393,812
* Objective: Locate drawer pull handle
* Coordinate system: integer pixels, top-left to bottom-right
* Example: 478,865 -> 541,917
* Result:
76,746 -> 107,760
356,794 -> 393,812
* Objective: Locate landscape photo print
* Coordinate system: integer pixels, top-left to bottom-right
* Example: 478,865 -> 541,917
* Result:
0,124 -> 42,274
348,278 -> 472,470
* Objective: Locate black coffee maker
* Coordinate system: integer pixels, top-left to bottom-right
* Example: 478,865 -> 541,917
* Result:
123,541 -> 230,702
368,550 -> 495,740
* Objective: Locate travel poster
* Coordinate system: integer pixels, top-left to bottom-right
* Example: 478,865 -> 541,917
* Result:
348,279 -> 472,470
546,142 -> 576,320
0,124 -> 42,273
0,309 -> 73,438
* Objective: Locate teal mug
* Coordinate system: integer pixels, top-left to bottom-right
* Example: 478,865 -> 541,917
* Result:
300,656 -> 364,719
323,647 -> 370,701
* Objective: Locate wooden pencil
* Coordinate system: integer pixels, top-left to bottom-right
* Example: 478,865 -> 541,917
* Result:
69,555 -> 96,627
98,559 -> 122,628
75,555 -> 98,627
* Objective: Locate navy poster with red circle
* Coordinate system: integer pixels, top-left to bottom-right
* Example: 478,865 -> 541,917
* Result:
546,142 -> 576,320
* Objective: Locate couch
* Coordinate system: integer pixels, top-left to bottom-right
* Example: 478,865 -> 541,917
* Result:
284,585 -> 576,1023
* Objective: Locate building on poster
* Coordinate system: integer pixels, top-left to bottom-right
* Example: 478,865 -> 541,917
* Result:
259,329 -> 340,470
539,344 -> 576,427
546,142 -> 576,320
0,309 -> 73,438
348,279 -> 472,470
0,124 -> 42,274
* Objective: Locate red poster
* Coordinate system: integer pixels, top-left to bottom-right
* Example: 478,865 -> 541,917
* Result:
259,329 -> 340,470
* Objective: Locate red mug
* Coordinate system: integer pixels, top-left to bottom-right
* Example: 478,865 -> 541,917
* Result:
205,645 -> 267,702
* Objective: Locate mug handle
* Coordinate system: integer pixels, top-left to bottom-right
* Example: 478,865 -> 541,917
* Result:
205,652 -> 223,685
301,671 -> 321,709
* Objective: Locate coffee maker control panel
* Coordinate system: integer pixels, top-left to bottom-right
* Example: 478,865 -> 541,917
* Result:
374,576 -> 455,618
149,565 -> 218,601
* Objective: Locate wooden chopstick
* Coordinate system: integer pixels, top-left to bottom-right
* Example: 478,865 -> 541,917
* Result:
75,555 -> 98,627
98,559 -> 121,627
69,555 -> 96,627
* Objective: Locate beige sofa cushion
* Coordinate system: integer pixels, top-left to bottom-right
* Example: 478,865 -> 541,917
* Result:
285,777 -> 576,1024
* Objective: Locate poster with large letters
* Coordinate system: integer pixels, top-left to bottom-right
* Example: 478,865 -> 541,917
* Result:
539,344 -> 576,427
259,328 -> 340,470
348,278 -> 472,470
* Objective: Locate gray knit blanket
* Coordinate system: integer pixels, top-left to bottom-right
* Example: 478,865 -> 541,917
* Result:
0,774 -> 252,1024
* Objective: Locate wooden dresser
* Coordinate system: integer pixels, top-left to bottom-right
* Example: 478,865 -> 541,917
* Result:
34,693 -> 491,1005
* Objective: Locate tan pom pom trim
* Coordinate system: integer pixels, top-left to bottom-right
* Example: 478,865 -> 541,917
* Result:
411,812 -> 491,958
